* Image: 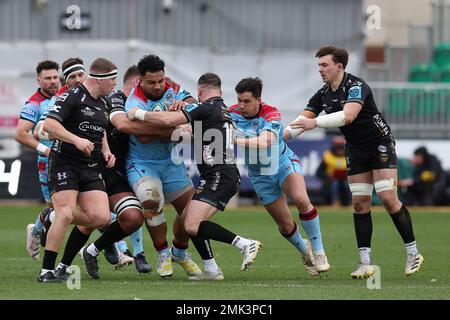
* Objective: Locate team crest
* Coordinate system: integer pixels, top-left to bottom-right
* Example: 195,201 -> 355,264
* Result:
153,104 -> 163,112
380,153 -> 388,163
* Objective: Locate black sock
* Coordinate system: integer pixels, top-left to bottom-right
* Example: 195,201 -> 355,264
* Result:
389,205 -> 416,244
94,220 -> 129,252
42,250 -> 58,271
353,212 -> 373,248
190,236 -> 214,260
196,221 -> 236,244
60,226 -> 90,266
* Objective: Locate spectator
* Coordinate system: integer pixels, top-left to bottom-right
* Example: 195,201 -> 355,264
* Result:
317,136 -> 351,207
410,146 -> 447,205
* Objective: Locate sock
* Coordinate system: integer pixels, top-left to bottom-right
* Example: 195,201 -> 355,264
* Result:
49,210 -> 56,224
281,222 -> 307,254
154,240 -> 169,255
42,250 -> 58,271
299,207 -> 324,253
117,240 -> 129,253
60,226 -> 90,266
389,205 -> 416,244
32,210 -> 45,236
130,226 -> 144,257
405,241 -> 419,256
358,247 -> 372,265
86,243 -> 100,257
196,220 -> 237,244
353,212 -> 372,247
171,240 -> 188,258
203,258 -> 219,273
231,236 -> 251,250
191,236 -> 214,260
93,220 -> 129,252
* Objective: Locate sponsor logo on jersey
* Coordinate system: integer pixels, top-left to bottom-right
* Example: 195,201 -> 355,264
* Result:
21,108 -> 35,117
79,121 -> 104,132
81,106 -> 95,117
49,105 -> 61,113
56,93 -> 69,102
378,145 -> 387,153
348,86 -> 362,99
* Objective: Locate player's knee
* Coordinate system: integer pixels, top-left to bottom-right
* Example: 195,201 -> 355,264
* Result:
293,197 -> 312,212
118,210 -> 143,232
133,177 -> 164,212
114,196 -> 144,231
56,206 -> 74,225
184,218 -> 200,237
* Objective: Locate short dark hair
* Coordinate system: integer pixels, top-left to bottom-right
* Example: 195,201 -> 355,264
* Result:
123,65 -> 139,83
197,72 -> 221,89
137,54 -> 165,76
235,77 -> 263,99
62,57 -> 84,72
90,57 -> 117,74
36,60 -> 59,75
315,45 -> 349,69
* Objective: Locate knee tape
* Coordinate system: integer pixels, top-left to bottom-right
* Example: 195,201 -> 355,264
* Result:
146,212 -> 167,227
133,176 -> 164,211
113,196 -> 143,216
374,178 -> 396,193
349,183 -> 373,196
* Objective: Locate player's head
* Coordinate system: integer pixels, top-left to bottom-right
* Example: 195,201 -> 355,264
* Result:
197,72 -> 221,102
412,146 -> 429,166
62,57 -> 86,89
36,60 -> 60,96
315,45 -> 348,83
123,65 -> 140,87
235,77 -> 263,118
88,57 -> 118,96
138,54 -> 166,100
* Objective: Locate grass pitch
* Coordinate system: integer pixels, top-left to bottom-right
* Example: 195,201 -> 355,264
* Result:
0,205 -> 448,300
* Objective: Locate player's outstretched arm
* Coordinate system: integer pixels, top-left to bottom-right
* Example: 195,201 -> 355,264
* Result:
128,107 -> 187,127
235,130 -> 276,149
283,110 -> 316,141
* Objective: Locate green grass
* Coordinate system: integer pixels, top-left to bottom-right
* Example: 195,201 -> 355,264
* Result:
0,205 -> 449,300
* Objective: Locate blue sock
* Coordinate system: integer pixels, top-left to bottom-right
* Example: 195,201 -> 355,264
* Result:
117,240 -> 128,252
299,208 -> 324,253
282,222 -> 307,254
130,226 -> 144,257
171,242 -> 187,258
111,212 -> 117,221
32,212 -> 44,236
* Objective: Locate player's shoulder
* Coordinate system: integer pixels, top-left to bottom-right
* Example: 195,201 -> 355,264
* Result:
107,90 -> 126,103
260,102 -> 281,122
55,85 -> 68,97
345,73 -> 368,89
229,104 -> 240,115
164,76 -> 181,94
129,85 -> 147,104
26,89 -> 48,106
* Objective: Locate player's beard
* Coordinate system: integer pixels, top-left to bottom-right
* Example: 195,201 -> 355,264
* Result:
42,85 -> 58,97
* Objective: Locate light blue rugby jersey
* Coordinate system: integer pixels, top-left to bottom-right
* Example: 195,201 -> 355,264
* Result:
229,102 -> 291,175
125,78 -> 193,161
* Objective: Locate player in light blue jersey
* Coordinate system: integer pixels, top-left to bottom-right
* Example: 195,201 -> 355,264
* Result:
230,77 -> 330,275
124,54 -> 204,278
15,60 -> 60,261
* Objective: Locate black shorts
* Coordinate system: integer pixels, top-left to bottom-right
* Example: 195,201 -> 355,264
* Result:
101,165 -> 132,197
345,136 -> 397,176
48,157 -> 106,195
193,166 -> 241,211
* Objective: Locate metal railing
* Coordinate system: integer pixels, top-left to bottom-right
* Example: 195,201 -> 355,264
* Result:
370,82 -> 450,138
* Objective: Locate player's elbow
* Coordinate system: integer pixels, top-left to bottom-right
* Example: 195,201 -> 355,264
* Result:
344,113 -> 357,125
